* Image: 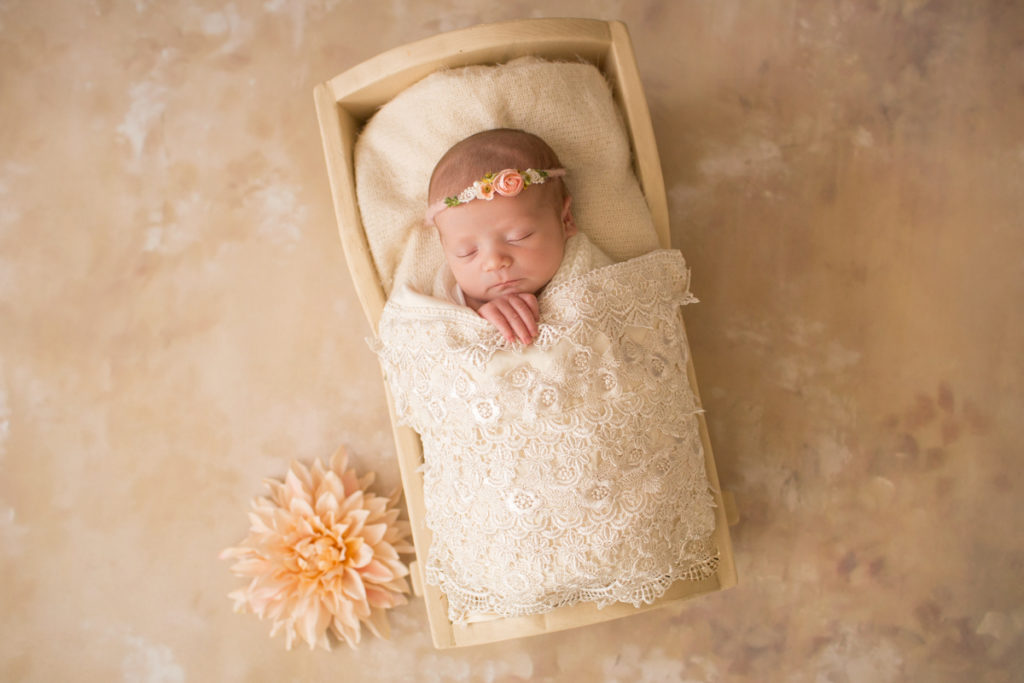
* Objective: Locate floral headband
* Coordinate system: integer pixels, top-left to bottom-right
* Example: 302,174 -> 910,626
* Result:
425,167 -> 566,223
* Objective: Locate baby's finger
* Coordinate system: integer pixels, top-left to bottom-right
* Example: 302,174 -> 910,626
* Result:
478,304 -> 516,344
495,299 -> 533,345
507,296 -> 539,339
518,292 -> 540,321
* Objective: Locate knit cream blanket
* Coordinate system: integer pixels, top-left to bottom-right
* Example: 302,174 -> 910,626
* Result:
354,57 -> 661,297
374,235 -> 718,623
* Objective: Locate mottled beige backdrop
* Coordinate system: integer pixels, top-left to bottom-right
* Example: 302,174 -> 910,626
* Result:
2,1 -> 1021,682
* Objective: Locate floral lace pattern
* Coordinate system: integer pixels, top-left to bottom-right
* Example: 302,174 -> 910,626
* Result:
375,241 -> 718,623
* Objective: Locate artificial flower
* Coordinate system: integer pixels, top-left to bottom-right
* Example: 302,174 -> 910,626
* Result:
492,168 -> 525,196
220,447 -> 413,650
472,177 -> 495,201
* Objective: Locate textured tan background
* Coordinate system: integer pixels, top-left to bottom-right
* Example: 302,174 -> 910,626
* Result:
2,1 -> 1022,681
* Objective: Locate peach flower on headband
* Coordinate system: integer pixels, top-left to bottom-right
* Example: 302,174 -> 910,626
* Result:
220,447 -> 413,650
492,168 -> 526,196
471,178 -> 495,201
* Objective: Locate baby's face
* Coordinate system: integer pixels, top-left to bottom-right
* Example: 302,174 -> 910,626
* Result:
435,188 -> 576,310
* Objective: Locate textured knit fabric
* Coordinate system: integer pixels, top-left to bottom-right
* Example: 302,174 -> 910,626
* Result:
354,57 -> 661,295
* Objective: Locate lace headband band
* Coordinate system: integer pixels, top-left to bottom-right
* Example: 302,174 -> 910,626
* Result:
425,168 -> 566,224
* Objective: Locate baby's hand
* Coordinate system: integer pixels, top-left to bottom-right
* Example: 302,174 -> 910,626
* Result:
476,293 -> 540,345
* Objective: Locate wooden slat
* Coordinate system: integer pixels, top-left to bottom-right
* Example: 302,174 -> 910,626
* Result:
327,19 -> 613,119
604,21 -> 672,250
313,83 -> 387,329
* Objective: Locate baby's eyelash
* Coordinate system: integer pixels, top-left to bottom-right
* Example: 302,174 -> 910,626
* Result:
509,233 -> 533,242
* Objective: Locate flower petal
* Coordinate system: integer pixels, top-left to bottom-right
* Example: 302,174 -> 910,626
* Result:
363,607 -> 391,640
343,506 -> 370,536
315,491 -> 339,520
319,471 -> 345,502
285,465 -> 311,501
360,523 -> 387,546
329,447 -> 349,476
359,559 -> 394,583
373,542 -> 398,561
381,558 -> 410,578
340,470 -> 360,496
349,539 -> 374,568
364,585 -> 399,609
341,567 -> 366,602
289,496 -> 316,519
299,602 -> 321,650
383,576 -> 411,595
331,600 -> 360,649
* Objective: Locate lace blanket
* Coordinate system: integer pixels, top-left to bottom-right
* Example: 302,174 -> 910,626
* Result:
374,236 -> 718,623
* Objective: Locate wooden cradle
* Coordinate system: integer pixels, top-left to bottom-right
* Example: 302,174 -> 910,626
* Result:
314,18 -> 737,649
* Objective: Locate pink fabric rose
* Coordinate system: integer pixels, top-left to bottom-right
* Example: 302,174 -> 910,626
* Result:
492,169 -> 525,197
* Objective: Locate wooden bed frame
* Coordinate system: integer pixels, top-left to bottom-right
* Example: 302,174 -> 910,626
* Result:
314,18 -> 737,649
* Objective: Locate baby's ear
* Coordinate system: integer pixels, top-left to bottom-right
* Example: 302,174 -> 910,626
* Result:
561,196 -> 578,237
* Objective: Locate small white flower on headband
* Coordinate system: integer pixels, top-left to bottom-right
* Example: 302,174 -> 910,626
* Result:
425,168 -> 565,223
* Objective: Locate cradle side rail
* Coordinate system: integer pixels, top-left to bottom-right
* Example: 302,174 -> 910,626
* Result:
315,18 -> 736,649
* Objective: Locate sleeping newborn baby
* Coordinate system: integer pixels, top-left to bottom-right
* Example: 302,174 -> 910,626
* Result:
425,129 -> 581,345
375,128 -> 718,623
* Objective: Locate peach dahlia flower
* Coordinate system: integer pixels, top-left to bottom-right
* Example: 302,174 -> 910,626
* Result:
220,448 -> 413,650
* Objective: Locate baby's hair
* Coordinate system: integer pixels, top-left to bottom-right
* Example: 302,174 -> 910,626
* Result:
428,128 -> 567,210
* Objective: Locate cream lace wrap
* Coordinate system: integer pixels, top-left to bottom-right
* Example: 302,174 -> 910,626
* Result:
374,237 -> 718,623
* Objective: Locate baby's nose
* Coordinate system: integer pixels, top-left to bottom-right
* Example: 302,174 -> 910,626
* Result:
482,248 -> 511,271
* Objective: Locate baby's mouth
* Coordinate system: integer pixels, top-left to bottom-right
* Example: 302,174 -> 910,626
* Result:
493,278 -> 523,290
